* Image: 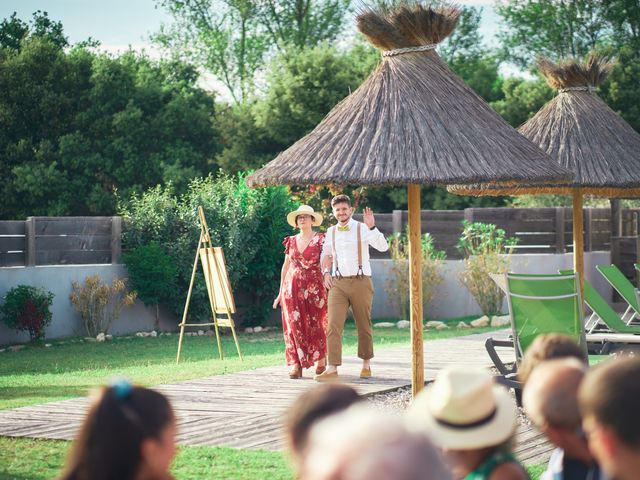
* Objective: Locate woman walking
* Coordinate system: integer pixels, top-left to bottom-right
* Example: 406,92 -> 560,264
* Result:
274,205 -> 328,379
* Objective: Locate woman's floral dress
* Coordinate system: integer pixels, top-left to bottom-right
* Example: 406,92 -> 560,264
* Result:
281,233 -> 327,368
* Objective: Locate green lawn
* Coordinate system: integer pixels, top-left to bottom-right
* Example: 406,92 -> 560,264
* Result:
0,437 -> 546,480
0,317 -> 498,410
0,437 -> 292,480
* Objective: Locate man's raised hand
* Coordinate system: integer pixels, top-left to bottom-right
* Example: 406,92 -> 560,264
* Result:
362,207 -> 375,229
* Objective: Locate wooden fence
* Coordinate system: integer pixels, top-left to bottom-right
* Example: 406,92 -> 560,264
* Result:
0,217 -> 121,267
356,207 -> 640,259
1,208 -> 640,268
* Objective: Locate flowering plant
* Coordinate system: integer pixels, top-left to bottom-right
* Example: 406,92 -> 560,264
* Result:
0,285 -> 54,341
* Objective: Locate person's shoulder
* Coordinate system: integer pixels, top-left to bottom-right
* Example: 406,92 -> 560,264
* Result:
489,461 -> 528,480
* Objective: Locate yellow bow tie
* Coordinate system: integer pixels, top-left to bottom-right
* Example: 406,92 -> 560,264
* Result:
337,225 -> 350,232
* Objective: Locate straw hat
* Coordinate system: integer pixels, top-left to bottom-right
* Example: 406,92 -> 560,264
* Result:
287,205 -> 323,228
406,367 -> 516,450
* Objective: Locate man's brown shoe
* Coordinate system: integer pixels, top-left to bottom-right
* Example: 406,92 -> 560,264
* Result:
360,367 -> 372,379
314,370 -> 338,382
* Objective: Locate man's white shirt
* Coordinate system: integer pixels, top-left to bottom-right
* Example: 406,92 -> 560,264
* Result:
321,218 -> 389,277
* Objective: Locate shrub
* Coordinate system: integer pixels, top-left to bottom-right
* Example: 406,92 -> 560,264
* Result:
120,173 -> 295,326
69,275 -> 137,336
457,221 -> 517,316
385,231 -> 446,320
123,241 -> 177,329
0,285 -> 54,341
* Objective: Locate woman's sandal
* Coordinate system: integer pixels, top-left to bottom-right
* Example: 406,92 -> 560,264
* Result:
315,364 -> 326,375
289,364 -> 302,379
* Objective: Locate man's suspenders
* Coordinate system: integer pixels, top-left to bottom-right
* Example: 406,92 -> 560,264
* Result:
331,223 -> 363,278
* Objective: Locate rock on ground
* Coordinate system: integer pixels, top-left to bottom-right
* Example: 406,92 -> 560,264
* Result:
374,322 -> 396,328
425,321 -> 447,329
491,315 -> 511,327
471,316 -> 489,328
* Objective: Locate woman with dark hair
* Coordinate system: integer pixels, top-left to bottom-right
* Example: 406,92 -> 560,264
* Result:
60,380 -> 176,480
274,205 -> 328,379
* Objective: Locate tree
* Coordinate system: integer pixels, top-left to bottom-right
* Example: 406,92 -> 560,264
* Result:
256,0 -> 351,49
439,6 -> 503,102
215,104 -> 281,173
154,0 -> 268,104
496,0 -> 610,68
0,13 -> 222,219
600,47 -> 640,131
0,10 -> 67,50
490,77 -> 554,128
153,0 -> 352,103
602,0 -> 640,54
253,42 -> 378,146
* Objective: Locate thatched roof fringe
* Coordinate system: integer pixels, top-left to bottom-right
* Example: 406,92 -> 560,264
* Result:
448,185 -> 640,198
357,4 -> 460,51
538,53 -> 615,91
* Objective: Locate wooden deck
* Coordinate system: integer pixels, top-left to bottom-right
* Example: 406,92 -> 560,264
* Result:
0,331 -> 553,465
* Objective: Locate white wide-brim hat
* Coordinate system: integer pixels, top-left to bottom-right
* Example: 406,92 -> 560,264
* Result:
405,366 -> 516,450
287,205 -> 323,228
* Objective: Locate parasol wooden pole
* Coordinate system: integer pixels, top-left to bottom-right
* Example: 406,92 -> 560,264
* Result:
572,188 -> 585,307
408,184 -> 424,397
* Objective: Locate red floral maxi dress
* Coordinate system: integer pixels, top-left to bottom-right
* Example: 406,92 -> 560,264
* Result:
281,233 -> 328,368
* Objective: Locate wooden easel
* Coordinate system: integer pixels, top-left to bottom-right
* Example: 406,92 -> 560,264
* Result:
176,206 -> 243,363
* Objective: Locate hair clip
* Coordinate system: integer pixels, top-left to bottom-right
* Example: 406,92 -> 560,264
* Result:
110,378 -> 133,400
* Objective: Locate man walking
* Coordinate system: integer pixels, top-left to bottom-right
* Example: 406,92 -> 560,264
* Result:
315,194 -> 388,381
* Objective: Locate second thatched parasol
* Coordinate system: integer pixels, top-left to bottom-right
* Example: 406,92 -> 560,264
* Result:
246,4 -> 572,396
449,53 -> 640,304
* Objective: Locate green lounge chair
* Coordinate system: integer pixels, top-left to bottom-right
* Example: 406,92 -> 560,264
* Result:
504,272 -> 588,360
560,269 -> 640,334
596,264 -> 640,325
485,272 -> 587,403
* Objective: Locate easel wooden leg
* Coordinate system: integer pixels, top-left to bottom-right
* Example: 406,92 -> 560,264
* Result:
230,319 -> 243,361
177,233 -> 203,364
212,311 -> 224,360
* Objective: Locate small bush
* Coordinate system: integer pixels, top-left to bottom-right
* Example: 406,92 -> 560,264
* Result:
457,221 -> 517,316
70,275 -> 137,336
386,231 -> 446,320
123,241 -> 177,329
0,285 -> 54,341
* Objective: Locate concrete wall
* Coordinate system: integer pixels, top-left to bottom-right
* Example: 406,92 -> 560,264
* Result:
0,251 -> 613,344
371,251 -> 612,320
0,264 -> 176,345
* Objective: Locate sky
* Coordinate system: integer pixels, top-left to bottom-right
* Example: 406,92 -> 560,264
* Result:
0,1 -> 508,94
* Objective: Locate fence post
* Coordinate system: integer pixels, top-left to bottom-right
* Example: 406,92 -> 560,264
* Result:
611,237 -> 620,268
392,210 -> 403,234
25,217 -> 36,266
464,208 -> 474,224
611,199 -> 622,237
111,216 -> 122,264
555,207 -> 565,253
584,208 -> 593,252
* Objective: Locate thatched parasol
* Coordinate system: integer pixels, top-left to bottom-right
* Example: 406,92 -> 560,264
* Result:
449,53 -> 640,302
246,4 -> 572,396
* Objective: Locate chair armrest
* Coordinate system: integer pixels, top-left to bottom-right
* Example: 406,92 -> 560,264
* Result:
485,337 -> 516,376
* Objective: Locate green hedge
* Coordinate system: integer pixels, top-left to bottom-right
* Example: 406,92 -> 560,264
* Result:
120,174 -> 295,327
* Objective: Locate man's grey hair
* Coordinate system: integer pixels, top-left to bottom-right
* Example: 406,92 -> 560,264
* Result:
523,357 -> 586,430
